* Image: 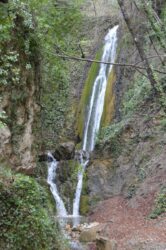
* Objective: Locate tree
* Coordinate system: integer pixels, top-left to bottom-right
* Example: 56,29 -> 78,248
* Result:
117,0 -> 158,93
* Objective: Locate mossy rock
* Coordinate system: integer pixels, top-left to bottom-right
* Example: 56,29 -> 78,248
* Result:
76,47 -> 103,139
80,195 -> 90,215
101,68 -> 116,127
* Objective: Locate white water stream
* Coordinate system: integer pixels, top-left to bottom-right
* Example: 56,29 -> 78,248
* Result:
73,152 -> 89,217
82,25 -> 119,152
47,152 -> 67,217
47,25 -> 118,219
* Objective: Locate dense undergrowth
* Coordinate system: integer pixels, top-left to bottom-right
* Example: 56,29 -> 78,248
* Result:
0,164 -> 67,250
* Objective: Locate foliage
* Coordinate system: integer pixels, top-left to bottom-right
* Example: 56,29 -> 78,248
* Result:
0,110 -> 7,128
149,186 -> 166,219
96,119 -> 126,157
0,0 -> 83,148
38,0 -> 83,146
0,165 -> 67,250
160,118 -> 166,131
121,74 -> 151,117
139,0 -> 166,51
97,120 -> 126,144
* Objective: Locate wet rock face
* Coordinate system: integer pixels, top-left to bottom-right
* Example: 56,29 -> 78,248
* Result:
87,109 -> 166,206
87,159 -> 136,201
53,141 -> 75,160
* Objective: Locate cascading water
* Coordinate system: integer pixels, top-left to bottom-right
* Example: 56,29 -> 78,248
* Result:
73,152 -> 89,217
47,152 -> 67,217
73,25 -> 119,216
47,25 -> 118,220
83,25 -> 119,152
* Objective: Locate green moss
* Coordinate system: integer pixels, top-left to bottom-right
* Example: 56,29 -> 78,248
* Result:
76,47 -> 103,139
80,195 -> 89,215
0,165 -> 67,250
101,68 -> 116,127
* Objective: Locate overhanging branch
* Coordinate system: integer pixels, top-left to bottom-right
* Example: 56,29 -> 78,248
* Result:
55,53 -> 166,74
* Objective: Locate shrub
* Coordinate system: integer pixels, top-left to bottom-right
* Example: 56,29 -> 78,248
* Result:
149,187 -> 166,219
0,166 -> 67,250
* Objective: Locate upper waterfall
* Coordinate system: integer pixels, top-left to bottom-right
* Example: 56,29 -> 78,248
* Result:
82,25 -> 119,152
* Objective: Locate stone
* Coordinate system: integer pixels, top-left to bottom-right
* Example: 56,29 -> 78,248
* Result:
96,237 -> 117,250
38,154 -> 50,162
0,125 -> 11,158
79,223 -> 100,242
65,224 -> 71,232
16,165 -> 35,175
53,141 -> 75,160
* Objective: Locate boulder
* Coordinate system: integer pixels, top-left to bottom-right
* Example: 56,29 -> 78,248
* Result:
38,154 -> 52,162
53,141 -> 75,160
96,237 -> 117,250
16,165 -> 35,176
79,222 -> 100,242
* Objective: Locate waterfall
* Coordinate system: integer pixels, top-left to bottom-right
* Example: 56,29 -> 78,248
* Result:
73,152 -> 89,217
73,25 -> 119,216
47,152 -> 67,217
47,26 -> 118,219
83,25 -> 119,152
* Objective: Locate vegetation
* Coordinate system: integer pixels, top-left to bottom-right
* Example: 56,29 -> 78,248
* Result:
0,1 -> 83,247
40,0 -> 83,146
98,0 -> 166,145
149,186 -> 166,219
0,165 -> 67,250
1,0 -> 166,246
0,0 -> 83,149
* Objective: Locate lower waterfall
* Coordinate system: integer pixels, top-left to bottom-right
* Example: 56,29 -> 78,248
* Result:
73,152 -> 89,217
47,153 -> 67,217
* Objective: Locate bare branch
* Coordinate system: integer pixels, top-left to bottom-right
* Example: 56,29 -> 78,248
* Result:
135,68 -> 149,79
55,53 -> 166,74
134,54 -> 166,66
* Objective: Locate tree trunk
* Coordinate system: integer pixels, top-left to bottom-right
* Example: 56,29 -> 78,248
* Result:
141,0 -> 166,53
117,0 -> 157,92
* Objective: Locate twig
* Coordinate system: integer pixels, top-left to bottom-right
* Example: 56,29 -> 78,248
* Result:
135,68 -> 149,79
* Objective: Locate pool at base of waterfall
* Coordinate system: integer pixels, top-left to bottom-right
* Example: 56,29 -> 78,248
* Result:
55,216 -> 88,250
55,215 -> 88,228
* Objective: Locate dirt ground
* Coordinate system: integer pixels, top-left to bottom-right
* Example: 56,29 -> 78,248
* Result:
89,193 -> 166,250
